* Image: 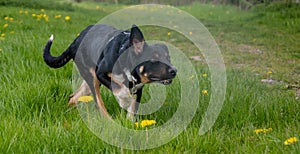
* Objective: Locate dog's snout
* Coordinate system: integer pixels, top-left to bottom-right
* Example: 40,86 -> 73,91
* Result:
168,67 -> 177,77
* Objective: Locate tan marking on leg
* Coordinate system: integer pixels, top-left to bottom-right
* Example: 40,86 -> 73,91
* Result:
112,85 -> 137,121
89,68 -> 110,118
127,101 -> 138,121
113,86 -> 133,109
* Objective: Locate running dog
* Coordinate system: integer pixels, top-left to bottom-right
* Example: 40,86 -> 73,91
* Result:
43,24 -> 177,119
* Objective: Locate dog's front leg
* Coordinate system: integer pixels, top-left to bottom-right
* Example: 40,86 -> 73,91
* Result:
108,74 -> 138,121
127,89 -> 142,120
96,73 -> 112,90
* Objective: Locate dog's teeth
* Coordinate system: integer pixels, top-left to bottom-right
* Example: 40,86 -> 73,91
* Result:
49,34 -> 54,41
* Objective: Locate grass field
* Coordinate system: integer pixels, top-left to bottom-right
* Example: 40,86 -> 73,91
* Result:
0,1 -> 299,153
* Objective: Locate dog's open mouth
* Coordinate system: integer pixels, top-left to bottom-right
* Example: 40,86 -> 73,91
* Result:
160,79 -> 173,85
150,78 -> 173,85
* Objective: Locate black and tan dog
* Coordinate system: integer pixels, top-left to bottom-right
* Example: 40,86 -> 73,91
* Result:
43,24 -> 176,119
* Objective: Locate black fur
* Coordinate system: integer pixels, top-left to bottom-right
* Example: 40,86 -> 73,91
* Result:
43,24 -> 176,118
43,25 -> 93,68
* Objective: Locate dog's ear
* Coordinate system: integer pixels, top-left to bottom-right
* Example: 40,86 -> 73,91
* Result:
130,24 -> 145,54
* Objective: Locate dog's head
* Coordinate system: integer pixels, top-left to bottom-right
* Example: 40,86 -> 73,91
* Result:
129,25 -> 177,85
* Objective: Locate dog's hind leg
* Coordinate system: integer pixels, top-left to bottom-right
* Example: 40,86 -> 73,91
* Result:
89,68 -> 110,118
68,80 -> 92,107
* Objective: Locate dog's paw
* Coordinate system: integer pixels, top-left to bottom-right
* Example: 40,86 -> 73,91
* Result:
68,94 -> 78,107
126,112 -> 136,122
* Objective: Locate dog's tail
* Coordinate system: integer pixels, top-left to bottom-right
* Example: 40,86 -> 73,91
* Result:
43,34 -> 76,68
43,25 -> 94,68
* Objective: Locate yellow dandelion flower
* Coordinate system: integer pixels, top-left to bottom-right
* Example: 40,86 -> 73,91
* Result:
55,15 -> 62,19
202,90 -> 208,95
77,33 -> 80,36
167,32 -> 171,36
32,14 -> 36,17
189,31 -> 193,35
41,9 -> 45,12
1,33 -> 5,37
189,75 -> 194,80
4,16 -> 9,20
3,24 -> 8,28
36,14 -> 42,20
202,73 -> 207,77
135,120 -> 156,128
284,137 -> 298,145
96,5 -> 100,10
78,96 -> 93,103
267,71 -> 272,75
44,16 -> 49,22
24,11 -> 28,14
19,10 -> 23,14
65,16 -> 71,21
9,17 -> 14,21
254,128 -> 272,134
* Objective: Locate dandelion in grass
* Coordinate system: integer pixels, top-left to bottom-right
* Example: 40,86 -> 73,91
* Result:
254,128 -> 272,134
202,73 -> 207,77
65,16 -> 71,21
1,33 -> 5,37
19,10 -> 23,14
167,32 -> 171,36
189,75 -> 194,80
43,14 -> 49,22
41,9 -> 45,12
135,120 -> 156,128
44,17 -> 49,22
4,16 -> 9,20
202,90 -> 208,95
55,15 -> 62,19
189,31 -> 193,35
267,71 -> 272,75
78,96 -> 93,103
24,11 -> 28,14
3,24 -> 8,28
284,137 -> 298,145
9,18 -> 13,21
32,14 -> 36,17
36,14 -> 42,21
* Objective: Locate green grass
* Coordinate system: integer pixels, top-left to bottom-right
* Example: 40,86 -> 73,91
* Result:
0,1 -> 299,153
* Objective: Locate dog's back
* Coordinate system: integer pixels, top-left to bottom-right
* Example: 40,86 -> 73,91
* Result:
43,24 -> 122,69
